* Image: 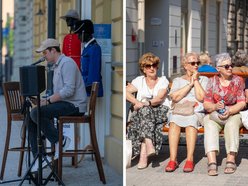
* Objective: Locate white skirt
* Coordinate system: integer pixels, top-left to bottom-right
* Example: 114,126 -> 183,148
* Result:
170,113 -> 204,129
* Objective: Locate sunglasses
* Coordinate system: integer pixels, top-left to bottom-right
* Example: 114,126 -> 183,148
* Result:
145,63 -> 158,69
218,64 -> 233,70
188,61 -> 201,66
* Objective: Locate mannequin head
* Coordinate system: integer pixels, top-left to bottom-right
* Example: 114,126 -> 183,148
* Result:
73,19 -> 94,43
60,9 -> 80,33
65,17 -> 78,31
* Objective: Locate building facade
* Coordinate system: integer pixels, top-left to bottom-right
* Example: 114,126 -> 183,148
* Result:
227,0 -> 248,55
126,0 -> 248,81
13,0 -> 123,174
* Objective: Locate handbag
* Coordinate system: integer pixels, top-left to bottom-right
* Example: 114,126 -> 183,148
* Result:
172,101 -> 196,116
209,111 -> 227,125
126,139 -> 132,168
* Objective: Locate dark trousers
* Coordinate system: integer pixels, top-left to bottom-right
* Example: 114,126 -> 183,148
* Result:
28,101 -> 80,156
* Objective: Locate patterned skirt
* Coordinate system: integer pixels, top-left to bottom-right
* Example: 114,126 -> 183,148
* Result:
127,105 -> 169,156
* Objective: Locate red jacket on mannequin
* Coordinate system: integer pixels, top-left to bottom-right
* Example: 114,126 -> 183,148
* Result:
60,9 -> 81,69
62,33 -> 81,69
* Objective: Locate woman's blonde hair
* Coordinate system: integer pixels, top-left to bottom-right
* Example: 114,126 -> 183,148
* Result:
139,52 -> 160,74
182,52 -> 199,66
199,52 -> 211,65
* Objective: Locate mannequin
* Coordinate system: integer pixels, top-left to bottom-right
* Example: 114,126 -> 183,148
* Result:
74,19 -> 103,97
60,10 -> 81,69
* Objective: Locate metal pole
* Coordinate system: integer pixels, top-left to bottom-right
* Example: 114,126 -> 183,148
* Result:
0,0 -> 3,94
47,0 -> 56,38
46,0 -> 56,96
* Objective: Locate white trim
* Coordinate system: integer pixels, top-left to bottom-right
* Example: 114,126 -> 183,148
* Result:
205,0 -> 209,50
123,0 -> 127,181
187,0 -> 192,52
218,1 -> 222,53
138,0 -> 145,58
138,0 -> 145,43
81,0 -> 91,19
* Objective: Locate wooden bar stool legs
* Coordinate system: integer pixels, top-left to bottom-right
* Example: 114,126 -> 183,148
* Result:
89,119 -> 106,183
57,117 -> 106,184
57,82 -> 106,184
0,82 -> 26,180
0,117 -> 26,180
0,118 -> 12,180
17,125 -> 26,177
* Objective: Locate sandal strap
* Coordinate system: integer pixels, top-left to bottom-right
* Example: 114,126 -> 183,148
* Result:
208,162 -> 217,172
226,161 -> 235,165
226,161 -> 236,168
208,162 -> 217,167
168,161 -> 178,167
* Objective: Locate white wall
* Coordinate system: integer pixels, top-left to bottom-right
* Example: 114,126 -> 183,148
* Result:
126,0 -> 139,82
221,0 -> 228,53
190,0 -> 201,52
145,0 -> 169,77
169,0 -> 181,76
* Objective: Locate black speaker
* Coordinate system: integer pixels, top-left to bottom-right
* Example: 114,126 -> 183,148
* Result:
19,65 -> 46,96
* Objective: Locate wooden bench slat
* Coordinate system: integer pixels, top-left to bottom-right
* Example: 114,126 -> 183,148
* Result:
162,125 -> 248,134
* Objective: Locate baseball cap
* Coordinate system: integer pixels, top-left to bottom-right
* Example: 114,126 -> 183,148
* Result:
60,9 -> 79,20
36,38 -> 60,53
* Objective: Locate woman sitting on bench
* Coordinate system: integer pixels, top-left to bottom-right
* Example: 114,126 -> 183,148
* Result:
165,52 -> 208,173
203,52 -> 246,176
126,52 -> 170,169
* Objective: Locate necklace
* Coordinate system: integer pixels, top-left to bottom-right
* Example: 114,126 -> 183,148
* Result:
145,77 -> 157,99
142,78 -> 158,100
146,86 -> 154,99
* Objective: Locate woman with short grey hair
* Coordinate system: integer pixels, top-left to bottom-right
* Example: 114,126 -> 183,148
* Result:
203,52 -> 246,176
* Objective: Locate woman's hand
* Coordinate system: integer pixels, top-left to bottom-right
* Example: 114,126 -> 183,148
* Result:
190,71 -> 199,84
218,108 -> 231,120
133,101 -> 145,111
192,71 -> 199,81
215,101 -> 225,111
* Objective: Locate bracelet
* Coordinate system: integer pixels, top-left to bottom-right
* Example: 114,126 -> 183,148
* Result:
47,99 -> 52,104
187,84 -> 193,88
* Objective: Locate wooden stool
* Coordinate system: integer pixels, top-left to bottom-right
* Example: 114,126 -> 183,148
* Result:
57,82 -> 106,184
0,82 -> 27,180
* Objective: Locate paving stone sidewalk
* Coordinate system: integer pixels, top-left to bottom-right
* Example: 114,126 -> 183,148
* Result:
127,135 -> 248,186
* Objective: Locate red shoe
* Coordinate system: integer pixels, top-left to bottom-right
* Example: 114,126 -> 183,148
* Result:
165,161 -> 179,172
183,160 -> 194,172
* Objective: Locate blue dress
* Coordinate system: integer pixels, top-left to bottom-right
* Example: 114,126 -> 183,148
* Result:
81,39 -> 103,97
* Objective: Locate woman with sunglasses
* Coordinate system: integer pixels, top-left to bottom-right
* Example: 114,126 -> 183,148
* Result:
165,52 -> 208,173
203,53 -> 246,176
126,52 -> 170,169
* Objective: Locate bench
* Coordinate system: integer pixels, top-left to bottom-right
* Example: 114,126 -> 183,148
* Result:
162,72 -> 248,134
